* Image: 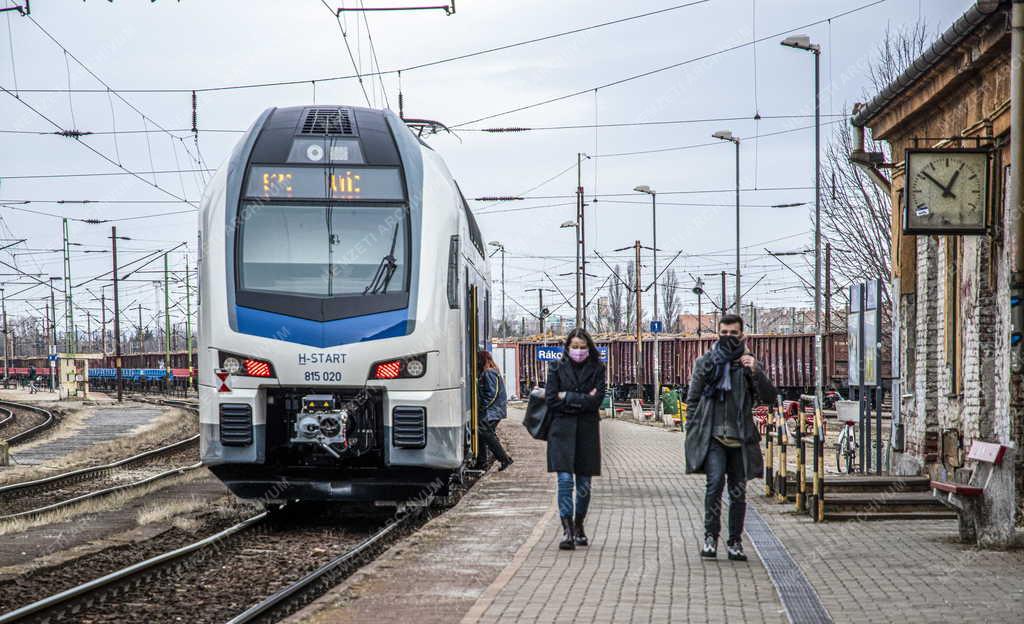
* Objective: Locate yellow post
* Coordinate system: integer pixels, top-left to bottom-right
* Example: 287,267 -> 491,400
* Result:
469,286 -> 479,461
764,415 -> 774,497
817,416 -> 826,522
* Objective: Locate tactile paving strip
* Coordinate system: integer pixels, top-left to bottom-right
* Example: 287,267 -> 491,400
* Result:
745,506 -> 833,624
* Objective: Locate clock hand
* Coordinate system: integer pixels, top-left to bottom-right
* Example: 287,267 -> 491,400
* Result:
921,171 -> 948,193
943,169 -> 960,198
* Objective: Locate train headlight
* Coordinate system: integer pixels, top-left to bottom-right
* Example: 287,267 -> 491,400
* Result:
369,354 -> 427,380
405,359 -> 425,377
222,357 -> 242,375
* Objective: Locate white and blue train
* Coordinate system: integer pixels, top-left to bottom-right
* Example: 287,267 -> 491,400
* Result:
198,105 -> 492,504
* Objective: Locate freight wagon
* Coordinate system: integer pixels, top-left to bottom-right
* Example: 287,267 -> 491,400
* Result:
508,332 -> 876,403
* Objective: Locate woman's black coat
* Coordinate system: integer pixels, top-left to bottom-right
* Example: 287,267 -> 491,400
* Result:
544,357 -> 606,476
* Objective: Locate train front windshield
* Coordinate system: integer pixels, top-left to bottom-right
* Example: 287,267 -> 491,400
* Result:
239,203 -> 407,297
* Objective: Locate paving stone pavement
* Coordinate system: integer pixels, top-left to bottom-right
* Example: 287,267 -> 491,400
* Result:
12,406 -> 162,466
290,411 -> 1024,624
752,497 -> 1024,623
471,418 -> 787,624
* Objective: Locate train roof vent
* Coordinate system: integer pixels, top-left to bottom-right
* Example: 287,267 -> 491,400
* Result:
300,108 -> 355,135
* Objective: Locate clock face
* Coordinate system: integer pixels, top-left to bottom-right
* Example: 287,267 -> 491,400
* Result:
905,149 -> 989,234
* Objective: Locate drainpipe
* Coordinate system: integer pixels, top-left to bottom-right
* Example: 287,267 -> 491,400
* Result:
1011,0 -> 1024,378
848,104 -> 892,194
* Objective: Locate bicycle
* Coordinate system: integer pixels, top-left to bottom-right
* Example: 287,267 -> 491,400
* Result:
835,418 -> 858,474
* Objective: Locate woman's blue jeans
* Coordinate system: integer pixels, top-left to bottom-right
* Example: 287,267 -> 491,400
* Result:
557,472 -> 591,519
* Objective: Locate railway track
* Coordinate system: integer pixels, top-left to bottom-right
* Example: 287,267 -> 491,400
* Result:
0,435 -> 201,521
0,401 -> 56,446
0,399 -> 200,522
0,507 -> 423,624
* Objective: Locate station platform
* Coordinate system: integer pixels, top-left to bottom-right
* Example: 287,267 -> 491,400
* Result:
288,409 -> 1024,624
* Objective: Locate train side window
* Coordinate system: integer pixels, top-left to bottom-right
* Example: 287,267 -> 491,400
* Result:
454,182 -> 484,256
447,235 -> 460,309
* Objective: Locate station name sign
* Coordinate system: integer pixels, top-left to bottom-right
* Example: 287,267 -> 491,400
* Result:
536,346 -> 608,362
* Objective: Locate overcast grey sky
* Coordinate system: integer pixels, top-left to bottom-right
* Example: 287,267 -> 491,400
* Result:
0,0 -> 970,328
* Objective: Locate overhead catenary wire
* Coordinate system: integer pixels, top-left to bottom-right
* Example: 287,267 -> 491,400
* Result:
450,0 -> 889,127
25,15 -> 208,177
7,1 -> 712,96
0,84 -> 197,206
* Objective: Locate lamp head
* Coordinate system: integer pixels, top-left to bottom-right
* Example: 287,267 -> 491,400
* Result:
692,277 -> 705,295
560,220 -> 577,229
712,130 -> 736,142
781,35 -> 819,51
633,185 -> 654,194
488,240 -> 502,248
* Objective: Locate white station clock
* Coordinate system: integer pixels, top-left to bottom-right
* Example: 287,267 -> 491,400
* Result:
904,148 -> 990,234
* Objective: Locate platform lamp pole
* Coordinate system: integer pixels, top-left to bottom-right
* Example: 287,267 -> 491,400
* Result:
782,33 -> 824,521
634,185 -> 661,421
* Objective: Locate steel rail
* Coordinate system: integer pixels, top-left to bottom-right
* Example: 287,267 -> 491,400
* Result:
0,461 -> 203,522
2,400 -> 55,445
0,407 -> 13,429
0,433 -> 199,496
224,513 -> 415,624
0,512 -> 268,624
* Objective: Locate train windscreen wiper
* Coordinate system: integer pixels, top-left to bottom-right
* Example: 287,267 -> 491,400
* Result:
362,223 -> 400,295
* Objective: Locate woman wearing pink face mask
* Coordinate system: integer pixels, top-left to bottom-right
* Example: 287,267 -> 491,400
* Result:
544,328 -> 606,550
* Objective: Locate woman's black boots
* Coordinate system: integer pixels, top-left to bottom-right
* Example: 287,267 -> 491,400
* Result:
573,515 -> 588,547
559,516 -> 576,550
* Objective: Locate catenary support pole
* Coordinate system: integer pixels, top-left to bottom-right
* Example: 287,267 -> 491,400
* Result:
111,227 -> 123,403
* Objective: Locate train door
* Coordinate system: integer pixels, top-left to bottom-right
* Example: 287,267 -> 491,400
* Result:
465,282 -> 480,464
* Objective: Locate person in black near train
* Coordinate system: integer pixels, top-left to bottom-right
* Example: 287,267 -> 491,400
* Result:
685,314 -> 776,561
545,328 -> 606,550
477,350 -> 513,471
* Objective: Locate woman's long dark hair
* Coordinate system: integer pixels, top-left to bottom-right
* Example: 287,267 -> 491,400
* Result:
562,328 -> 602,364
478,350 -> 498,374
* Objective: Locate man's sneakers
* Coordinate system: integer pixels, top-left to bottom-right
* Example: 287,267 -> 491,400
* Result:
700,534 -> 717,558
726,539 -> 748,561
701,535 -> 748,561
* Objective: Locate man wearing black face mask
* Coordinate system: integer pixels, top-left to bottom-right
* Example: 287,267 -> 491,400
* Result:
684,314 -> 776,562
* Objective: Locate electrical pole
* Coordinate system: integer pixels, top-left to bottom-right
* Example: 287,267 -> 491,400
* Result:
1,286 -> 7,381
164,252 -> 171,391
185,254 -> 193,395
100,289 -> 106,355
62,218 -> 75,354
634,241 -> 644,401
696,290 -> 702,337
111,227 -> 123,402
49,279 -> 56,392
720,271 -> 727,315
577,152 -> 587,329
138,305 -> 144,354
525,288 -> 554,336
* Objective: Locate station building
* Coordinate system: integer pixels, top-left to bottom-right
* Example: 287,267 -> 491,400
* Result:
851,0 -> 1019,545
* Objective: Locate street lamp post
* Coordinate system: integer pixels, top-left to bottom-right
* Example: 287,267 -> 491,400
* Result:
712,130 -> 741,316
488,241 -> 506,337
634,185 -> 662,422
560,220 -> 583,328
781,34 -> 823,411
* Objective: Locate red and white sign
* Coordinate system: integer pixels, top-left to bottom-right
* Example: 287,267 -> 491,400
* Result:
215,369 -> 230,393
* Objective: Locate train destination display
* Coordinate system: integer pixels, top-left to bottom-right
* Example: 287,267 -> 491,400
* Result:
246,166 -> 405,201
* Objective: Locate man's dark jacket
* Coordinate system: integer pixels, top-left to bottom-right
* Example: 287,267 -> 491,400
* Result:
684,351 -> 776,479
544,358 -> 606,476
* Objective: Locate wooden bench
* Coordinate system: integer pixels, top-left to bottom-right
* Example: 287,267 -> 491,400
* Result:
931,441 -> 1010,542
